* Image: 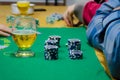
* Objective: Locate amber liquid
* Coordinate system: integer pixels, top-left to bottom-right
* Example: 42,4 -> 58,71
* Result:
12,30 -> 36,49
17,1 -> 30,15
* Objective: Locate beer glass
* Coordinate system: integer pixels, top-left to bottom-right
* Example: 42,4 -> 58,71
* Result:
17,0 -> 30,15
12,16 -> 37,57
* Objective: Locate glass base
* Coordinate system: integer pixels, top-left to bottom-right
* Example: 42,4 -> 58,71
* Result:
15,50 -> 34,57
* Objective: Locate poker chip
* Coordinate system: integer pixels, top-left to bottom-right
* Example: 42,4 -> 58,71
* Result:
67,38 -> 83,59
6,15 -> 15,23
46,17 -> 54,24
49,35 -> 61,47
45,39 -> 58,46
44,35 -> 61,60
46,13 -> 63,24
44,45 -> 58,60
69,50 -> 83,59
68,39 -> 81,50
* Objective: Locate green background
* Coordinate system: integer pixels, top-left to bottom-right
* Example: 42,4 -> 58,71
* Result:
0,27 -> 110,80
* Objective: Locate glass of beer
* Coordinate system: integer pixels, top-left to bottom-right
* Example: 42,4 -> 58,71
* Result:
12,16 -> 37,57
17,0 -> 30,15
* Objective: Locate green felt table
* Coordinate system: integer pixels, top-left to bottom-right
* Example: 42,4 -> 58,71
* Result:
0,27 -> 110,80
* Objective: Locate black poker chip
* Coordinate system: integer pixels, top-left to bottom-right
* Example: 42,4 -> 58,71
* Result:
45,39 -> 58,46
69,50 -> 83,59
44,45 -> 58,60
48,35 -> 61,47
68,39 -> 81,50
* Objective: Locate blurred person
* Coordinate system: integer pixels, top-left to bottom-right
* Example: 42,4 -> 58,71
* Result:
63,0 -> 107,27
87,0 -> 120,79
0,24 -> 12,37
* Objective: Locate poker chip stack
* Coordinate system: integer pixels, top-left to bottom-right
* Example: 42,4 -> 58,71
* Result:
44,45 -> 58,60
68,39 -> 83,59
44,35 -> 61,60
48,35 -> 61,47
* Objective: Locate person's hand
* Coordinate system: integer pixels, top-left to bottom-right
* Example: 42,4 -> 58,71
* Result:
0,24 -> 12,36
63,5 -> 75,27
63,4 -> 82,27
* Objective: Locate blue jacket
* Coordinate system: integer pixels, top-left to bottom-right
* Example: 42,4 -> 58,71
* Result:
86,0 -> 120,79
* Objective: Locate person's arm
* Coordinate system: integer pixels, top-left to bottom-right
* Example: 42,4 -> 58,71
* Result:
82,1 -> 101,25
86,0 -> 120,49
0,24 -> 12,36
63,0 -> 89,27
86,0 -> 120,79
63,0 -> 107,27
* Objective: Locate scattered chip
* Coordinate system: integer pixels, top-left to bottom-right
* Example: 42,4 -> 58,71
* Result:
46,13 -> 63,24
